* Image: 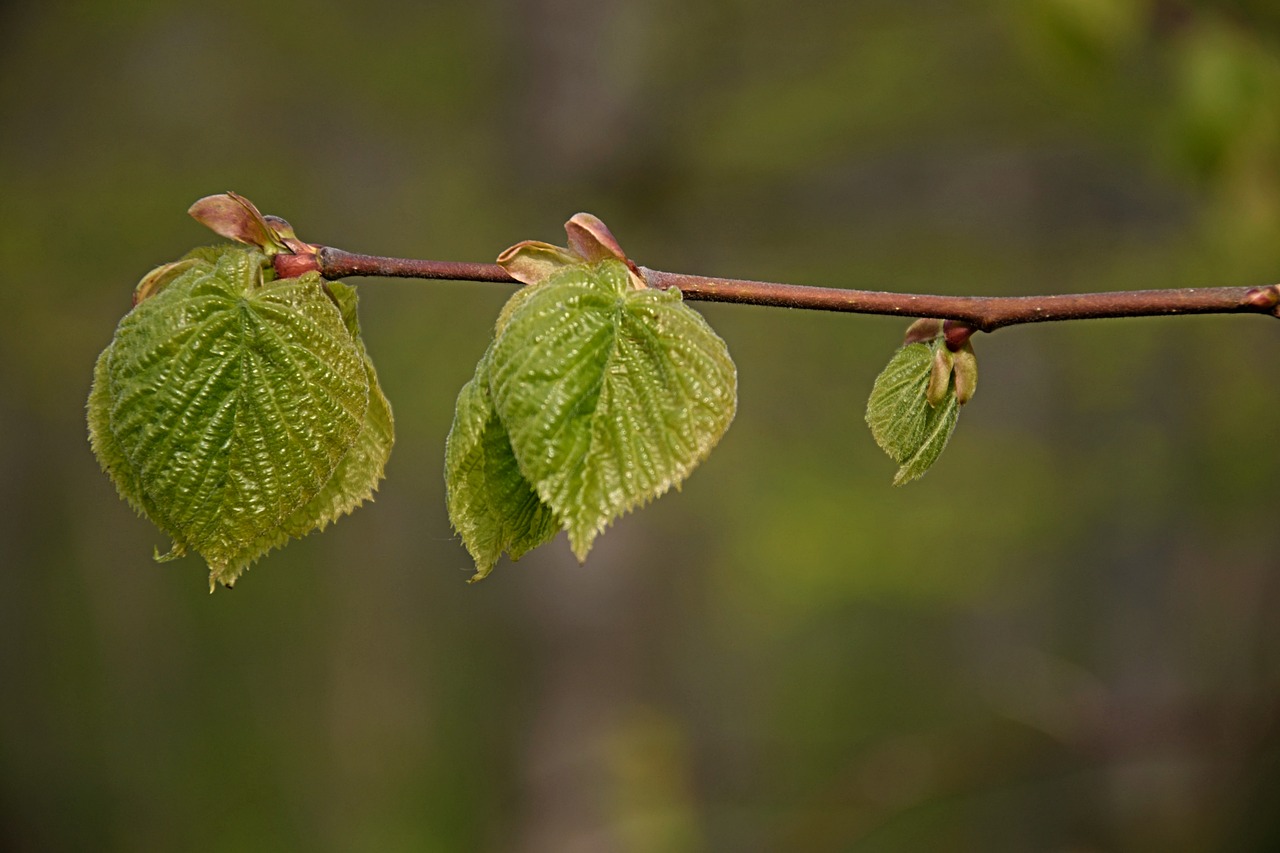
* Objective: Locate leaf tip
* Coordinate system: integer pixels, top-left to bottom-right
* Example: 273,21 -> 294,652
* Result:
891,467 -> 921,487
154,543 -> 185,563
568,528 -> 596,564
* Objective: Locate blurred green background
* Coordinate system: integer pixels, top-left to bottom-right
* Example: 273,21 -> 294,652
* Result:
5,0 -> 1280,849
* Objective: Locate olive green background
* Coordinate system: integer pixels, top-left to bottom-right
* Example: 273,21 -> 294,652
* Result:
5,1 -> 1280,850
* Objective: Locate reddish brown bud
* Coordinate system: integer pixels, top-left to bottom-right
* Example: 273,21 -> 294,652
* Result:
943,320 -> 977,352
273,252 -> 321,279
565,213 -> 645,289
1244,285 -> 1280,310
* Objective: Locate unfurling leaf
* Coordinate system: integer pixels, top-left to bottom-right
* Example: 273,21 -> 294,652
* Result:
489,259 -> 737,561
866,340 -> 960,485
445,349 -> 560,581
447,241 -> 737,576
88,245 -> 393,589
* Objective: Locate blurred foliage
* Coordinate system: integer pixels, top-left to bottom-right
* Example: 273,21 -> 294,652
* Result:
5,0 -> 1280,850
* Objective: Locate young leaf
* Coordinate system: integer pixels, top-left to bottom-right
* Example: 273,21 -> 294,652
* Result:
445,349 -> 560,581
240,280 -> 395,572
488,259 -> 737,560
287,281 -> 394,537
866,340 -> 960,485
89,245 -> 381,588
88,348 -> 176,540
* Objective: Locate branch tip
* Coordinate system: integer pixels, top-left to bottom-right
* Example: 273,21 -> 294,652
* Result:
1244,285 -> 1280,311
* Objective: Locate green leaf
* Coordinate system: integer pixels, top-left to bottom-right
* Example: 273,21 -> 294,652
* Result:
445,348 -> 560,581
866,340 -> 960,485
89,245 -> 378,588
284,281 -> 393,538
238,280 -> 394,575
89,348 -> 174,538
488,259 -> 737,560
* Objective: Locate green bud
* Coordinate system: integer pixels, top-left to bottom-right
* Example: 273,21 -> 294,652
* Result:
953,343 -> 978,406
926,345 -> 954,408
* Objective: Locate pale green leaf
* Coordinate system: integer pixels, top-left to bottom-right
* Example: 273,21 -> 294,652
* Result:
282,279 -> 393,536
445,349 -> 560,580
239,281 -> 395,579
88,348 -> 180,545
866,341 -> 960,485
92,246 -> 371,586
488,259 -> 737,560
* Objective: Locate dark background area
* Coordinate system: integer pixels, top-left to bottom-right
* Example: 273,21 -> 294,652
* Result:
5,1 -> 1280,849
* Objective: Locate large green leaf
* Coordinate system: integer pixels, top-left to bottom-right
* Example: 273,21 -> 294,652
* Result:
445,348 -> 560,581
89,245 -> 375,587
866,340 -> 960,485
488,259 -> 737,560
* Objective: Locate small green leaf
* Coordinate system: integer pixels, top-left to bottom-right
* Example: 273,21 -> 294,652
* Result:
866,340 -> 960,485
89,245 -> 384,588
488,259 -> 737,560
445,349 -> 560,580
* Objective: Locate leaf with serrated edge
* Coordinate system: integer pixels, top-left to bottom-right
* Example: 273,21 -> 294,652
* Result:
489,259 -> 737,560
284,280 -> 393,537
96,246 -> 369,586
237,281 -> 394,586
89,348 -> 184,549
866,341 -> 960,485
446,348 -> 560,580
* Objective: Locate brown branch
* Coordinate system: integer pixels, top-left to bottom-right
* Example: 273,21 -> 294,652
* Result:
315,248 -> 514,284
300,246 -> 1280,333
